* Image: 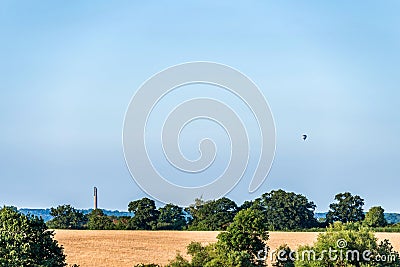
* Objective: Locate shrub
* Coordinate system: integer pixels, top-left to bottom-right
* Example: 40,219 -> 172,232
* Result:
295,222 -> 400,267
47,205 -> 87,229
272,244 -> 295,267
165,254 -> 191,267
0,206 -> 67,266
87,209 -> 114,230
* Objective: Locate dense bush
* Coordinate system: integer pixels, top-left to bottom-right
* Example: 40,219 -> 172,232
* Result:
364,206 -> 387,228
128,198 -> 159,230
185,197 -> 238,231
0,206 -> 67,267
250,189 -> 318,231
87,209 -> 114,230
47,205 -> 87,229
295,222 -> 400,267
157,204 -> 187,230
168,208 -> 269,266
272,244 -> 295,267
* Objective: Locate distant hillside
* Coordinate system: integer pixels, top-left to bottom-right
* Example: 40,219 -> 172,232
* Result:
315,212 -> 400,224
385,213 -> 400,224
19,208 -> 132,222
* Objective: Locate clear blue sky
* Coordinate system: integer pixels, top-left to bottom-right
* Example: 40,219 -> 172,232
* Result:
1,1 -> 399,212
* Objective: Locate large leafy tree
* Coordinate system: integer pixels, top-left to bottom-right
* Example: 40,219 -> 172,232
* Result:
364,206 -> 387,228
128,197 -> 159,230
326,192 -> 365,224
186,197 -> 238,230
87,209 -> 114,230
0,206 -> 67,267
252,189 -> 318,230
47,204 -> 87,229
168,208 -> 269,266
157,203 -> 187,230
217,208 -> 269,265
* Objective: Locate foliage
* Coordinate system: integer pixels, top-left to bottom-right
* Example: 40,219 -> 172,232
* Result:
186,197 -> 238,231
218,208 -> 269,262
157,204 -> 187,230
128,198 -> 159,230
111,216 -> 131,230
169,208 -> 269,266
0,206 -> 67,267
272,244 -> 295,267
295,222 -> 400,267
240,200 -> 255,210
186,241 -> 215,266
364,206 -> 387,228
251,189 -> 318,230
374,239 -> 400,266
87,209 -> 114,230
326,192 -> 365,224
165,253 -> 191,267
46,205 -> 87,229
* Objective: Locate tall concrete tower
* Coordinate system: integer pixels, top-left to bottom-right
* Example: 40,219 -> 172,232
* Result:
94,187 -> 98,210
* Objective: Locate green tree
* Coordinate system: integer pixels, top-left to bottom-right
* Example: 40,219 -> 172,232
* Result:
295,222 -> 400,267
252,189 -> 318,230
47,205 -> 87,229
169,208 -> 269,266
186,197 -> 238,230
0,206 -> 67,267
87,209 -> 114,230
157,203 -> 187,230
364,206 -> 387,228
326,192 -> 365,224
128,198 -> 159,230
186,241 -> 215,267
217,208 -> 269,265
240,200 -> 255,210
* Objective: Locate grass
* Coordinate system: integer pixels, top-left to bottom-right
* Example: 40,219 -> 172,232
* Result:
54,230 -> 400,267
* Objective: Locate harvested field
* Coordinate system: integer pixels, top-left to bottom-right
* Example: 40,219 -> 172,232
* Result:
54,230 -> 400,267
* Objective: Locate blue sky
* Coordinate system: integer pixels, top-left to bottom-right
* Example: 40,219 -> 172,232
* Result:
0,1 -> 399,212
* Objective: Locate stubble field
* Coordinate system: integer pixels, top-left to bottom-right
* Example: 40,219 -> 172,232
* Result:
54,230 -> 400,267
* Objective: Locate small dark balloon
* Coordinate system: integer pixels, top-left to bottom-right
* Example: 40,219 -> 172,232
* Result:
302,134 -> 307,140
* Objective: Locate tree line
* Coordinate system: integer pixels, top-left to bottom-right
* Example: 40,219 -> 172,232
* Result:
46,189 -> 398,231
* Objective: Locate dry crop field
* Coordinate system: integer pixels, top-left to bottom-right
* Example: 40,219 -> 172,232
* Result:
54,230 -> 400,267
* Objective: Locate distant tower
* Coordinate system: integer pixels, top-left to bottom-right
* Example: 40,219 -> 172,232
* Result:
94,187 -> 98,210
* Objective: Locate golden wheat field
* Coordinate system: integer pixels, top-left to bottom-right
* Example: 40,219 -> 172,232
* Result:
54,230 -> 400,267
